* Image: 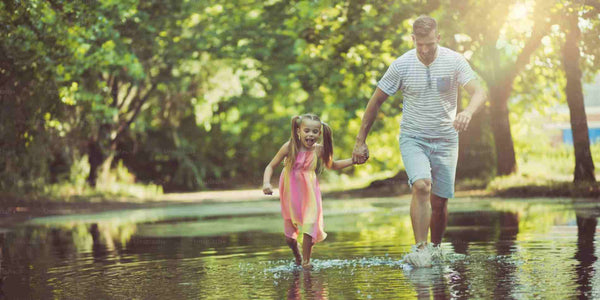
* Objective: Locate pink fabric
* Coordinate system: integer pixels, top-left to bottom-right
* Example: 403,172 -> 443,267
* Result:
279,150 -> 327,243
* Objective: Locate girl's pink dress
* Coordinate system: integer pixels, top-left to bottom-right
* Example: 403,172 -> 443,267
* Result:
279,149 -> 327,243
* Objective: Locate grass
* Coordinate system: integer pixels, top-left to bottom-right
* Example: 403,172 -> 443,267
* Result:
2,142 -> 598,209
43,158 -> 163,203
1,158 -> 163,206
485,143 -> 600,198
40,181 -> 164,203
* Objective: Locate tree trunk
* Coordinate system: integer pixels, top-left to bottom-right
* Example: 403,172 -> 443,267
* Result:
85,75 -> 155,188
87,122 -> 118,187
480,1 -> 554,176
563,11 -> 596,183
87,138 -> 103,187
457,106 -> 497,180
489,84 -> 517,175
87,140 -> 117,188
98,153 -> 115,186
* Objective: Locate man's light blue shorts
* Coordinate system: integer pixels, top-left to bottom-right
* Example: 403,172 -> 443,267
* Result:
399,133 -> 459,199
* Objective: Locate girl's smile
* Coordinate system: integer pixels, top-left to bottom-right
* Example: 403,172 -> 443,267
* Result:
297,119 -> 321,150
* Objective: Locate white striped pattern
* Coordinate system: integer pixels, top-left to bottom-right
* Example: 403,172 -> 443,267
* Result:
378,47 -> 476,138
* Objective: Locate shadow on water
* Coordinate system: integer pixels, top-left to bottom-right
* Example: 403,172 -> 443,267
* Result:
1,197 -> 599,298
575,206 -> 598,299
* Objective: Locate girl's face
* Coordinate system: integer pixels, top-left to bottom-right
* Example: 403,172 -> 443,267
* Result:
297,119 -> 321,149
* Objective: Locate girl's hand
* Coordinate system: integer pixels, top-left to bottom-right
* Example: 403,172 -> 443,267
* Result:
263,184 -> 273,195
352,142 -> 369,164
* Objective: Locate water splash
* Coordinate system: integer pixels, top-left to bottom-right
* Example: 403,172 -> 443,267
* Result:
260,256 -> 411,273
244,248 -> 472,275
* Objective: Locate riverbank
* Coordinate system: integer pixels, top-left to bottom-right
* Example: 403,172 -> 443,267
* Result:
0,188 -> 278,226
1,179 -> 598,227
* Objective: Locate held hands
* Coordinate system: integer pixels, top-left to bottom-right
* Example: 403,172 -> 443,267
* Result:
352,142 -> 370,165
262,184 -> 273,195
454,109 -> 473,132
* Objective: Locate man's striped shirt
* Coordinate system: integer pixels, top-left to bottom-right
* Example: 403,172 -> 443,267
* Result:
378,46 -> 476,138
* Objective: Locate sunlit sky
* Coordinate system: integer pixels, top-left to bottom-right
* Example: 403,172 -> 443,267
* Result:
509,2 -> 530,20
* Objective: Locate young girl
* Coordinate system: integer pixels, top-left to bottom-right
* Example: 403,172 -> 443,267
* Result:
262,113 -> 355,269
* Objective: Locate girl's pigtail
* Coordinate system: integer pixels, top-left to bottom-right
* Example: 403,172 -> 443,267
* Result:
321,122 -> 333,169
286,115 -> 301,172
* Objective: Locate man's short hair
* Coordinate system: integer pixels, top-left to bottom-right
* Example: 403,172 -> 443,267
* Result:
413,15 -> 437,36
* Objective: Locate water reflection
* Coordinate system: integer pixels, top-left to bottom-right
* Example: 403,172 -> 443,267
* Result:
575,205 -> 599,299
493,212 -> 519,299
405,266 -> 452,299
445,211 -> 520,254
441,210 -> 521,298
0,233 -> 5,300
0,198 -> 599,298
286,270 -> 328,300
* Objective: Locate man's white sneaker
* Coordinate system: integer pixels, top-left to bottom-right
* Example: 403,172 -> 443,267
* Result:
427,244 -> 445,262
403,243 -> 432,268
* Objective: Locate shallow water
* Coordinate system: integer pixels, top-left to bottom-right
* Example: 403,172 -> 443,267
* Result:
1,197 -> 600,299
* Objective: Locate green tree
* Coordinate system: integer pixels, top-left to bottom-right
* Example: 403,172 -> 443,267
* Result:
439,0 -> 559,175
561,0 -> 597,182
0,0 -> 74,190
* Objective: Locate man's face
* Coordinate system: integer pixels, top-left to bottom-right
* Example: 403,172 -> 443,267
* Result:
412,30 -> 440,62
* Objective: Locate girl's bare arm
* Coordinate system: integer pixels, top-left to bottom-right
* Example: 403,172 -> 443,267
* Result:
262,141 -> 289,194
329,159 -> 355,170
318,144 -> 355,171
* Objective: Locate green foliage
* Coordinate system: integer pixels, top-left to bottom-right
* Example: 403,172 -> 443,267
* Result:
0,0 -> 598,196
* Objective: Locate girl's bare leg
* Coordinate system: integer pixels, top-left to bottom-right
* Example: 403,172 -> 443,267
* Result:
302,233 -> 315,269
286,237 -> 302,265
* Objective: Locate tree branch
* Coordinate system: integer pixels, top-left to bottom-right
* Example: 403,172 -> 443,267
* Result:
505,4 -> 556,83
118,82 -> 134,110
110,76 -> 119,107
112,83 -> 157,144
126,83 -> 156,127
585,0 -> 600,11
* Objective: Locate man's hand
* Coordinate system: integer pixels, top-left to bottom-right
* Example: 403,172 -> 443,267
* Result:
454,110 -> 473,132
262,184 -> 273,195
352,142 -> 370,165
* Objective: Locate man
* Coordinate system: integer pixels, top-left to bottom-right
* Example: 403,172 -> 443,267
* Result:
352,15 -> 487,267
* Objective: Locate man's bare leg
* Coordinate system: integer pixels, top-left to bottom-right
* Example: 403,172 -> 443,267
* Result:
430,194 -> 448,246
410,179 -> 432,248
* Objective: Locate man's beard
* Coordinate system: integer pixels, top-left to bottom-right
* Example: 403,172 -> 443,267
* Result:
418,47 -> 437,63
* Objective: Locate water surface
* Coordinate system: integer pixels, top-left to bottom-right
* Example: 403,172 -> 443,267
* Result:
1,197 -> 599,299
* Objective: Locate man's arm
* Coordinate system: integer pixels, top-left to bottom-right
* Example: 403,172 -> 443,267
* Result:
352,87 -> 389,163
356,88 -> 390,143
454,79 -> 487,132
463,79 -> 487,114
